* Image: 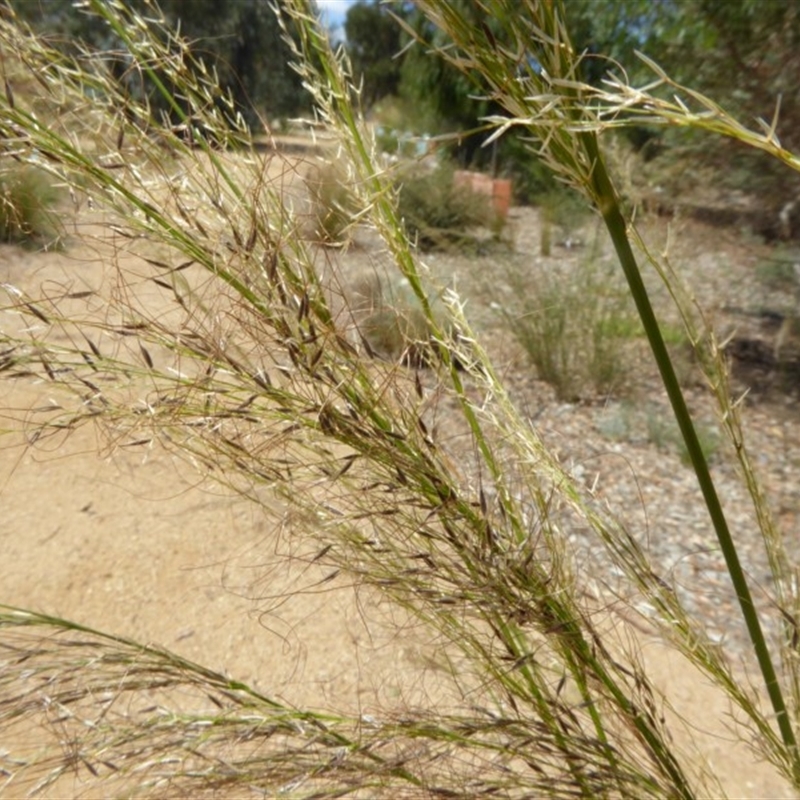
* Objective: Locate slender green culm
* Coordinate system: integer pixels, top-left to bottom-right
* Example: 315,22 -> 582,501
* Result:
580,128 -> 798,773
0,0 -> 798,797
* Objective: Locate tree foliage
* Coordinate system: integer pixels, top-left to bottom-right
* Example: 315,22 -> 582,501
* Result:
344,0 -> 405,108
566,0 -> 800,200
380,0 -> 800,206
5,0 -> 309,127
391,0 -> 558,196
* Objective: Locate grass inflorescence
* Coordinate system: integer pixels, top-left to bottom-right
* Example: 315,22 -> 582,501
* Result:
0,0 -> 798,798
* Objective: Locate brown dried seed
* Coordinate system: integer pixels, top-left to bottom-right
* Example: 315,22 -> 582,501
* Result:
312,543 -> 333,562
252,370 -> 271,391
318,404 -> 336,434
265,251 -> 278,282
245,222 -> 258,253
77,376 -> 101,394
143,256 -> 172,269
298,292 -> 309,321
25,303 -> 49,324
276,278 -> 287,305
139,344 -> 153,369
309,347 -> 324,369
41,357 -> 55,381
80,756 -> 98,778
118,322 -> 148,333
335,333 -> 358,356
359,333 -> 376,358
485,522 -> 496,549
83,335 -> 101,359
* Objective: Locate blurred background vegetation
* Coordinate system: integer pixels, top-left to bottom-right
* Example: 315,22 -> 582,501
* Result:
5,0 -> 310,127
7,0 -> 800,222
345,0 -> 800,218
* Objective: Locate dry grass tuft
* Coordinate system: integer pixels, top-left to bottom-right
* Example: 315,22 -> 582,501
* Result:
0,166 -> 63,249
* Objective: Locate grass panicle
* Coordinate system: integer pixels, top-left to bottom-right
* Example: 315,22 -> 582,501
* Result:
0,0 -> 797,797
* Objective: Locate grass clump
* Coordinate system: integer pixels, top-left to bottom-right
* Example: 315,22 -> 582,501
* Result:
756,247 -> 800,292
397,160 -> 503,250
0,165 -> 62,249
350,272 -> 452,366
499,244 -> 642,400
305,159 -> 357,244
647,410 -> 721,466
598,402 -> 721,466
538,190 -> 591,256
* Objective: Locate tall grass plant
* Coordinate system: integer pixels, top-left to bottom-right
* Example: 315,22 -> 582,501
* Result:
0,0 -> 798,797
0,165 -> 63,248
396,159 -> 503,250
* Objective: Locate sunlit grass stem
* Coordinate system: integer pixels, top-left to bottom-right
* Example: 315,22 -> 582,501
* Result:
580,128 -> 799,772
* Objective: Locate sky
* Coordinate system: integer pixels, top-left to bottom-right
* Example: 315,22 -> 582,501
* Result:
315,0 -> 358,37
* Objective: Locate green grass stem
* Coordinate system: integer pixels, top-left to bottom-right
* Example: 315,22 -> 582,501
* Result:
579,128 -> 799,773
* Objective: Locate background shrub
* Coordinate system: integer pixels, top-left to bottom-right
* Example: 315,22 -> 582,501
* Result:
0,166 -> 62,249
305,160 -> 357,245
351,272 -> 451,366
396,160 -> 503,250
498,239 -> 642,400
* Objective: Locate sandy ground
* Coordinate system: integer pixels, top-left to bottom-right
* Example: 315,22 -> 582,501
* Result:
0,380 -> 440,714
0,200 -> 796,797
2,382 -> 795,799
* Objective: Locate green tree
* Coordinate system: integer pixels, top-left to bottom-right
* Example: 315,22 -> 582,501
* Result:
5,0 -> 310,127
344,0 -> 405,109
158,0 -> 309,126
396,0 -> 800,208
564,0 -> 800,195
398,1 -> 489,142
397,0 -> 556,196
652,0 -> 800,147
